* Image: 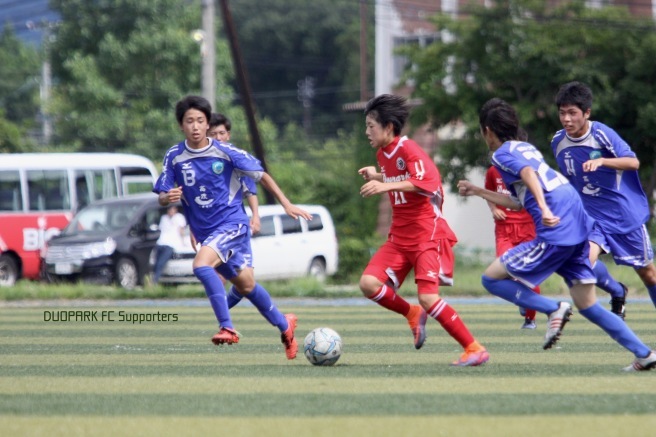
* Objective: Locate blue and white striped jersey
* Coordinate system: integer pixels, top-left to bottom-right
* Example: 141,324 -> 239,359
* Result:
492,141 -> 592,246
551,121 -> 649,234
153,139 -> 264,242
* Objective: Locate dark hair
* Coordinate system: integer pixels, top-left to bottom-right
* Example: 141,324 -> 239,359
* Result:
364,94 -> 409,136
555,81 -> 593,112
209,112 -> 231,131
175,95 -> 212,125
479,98 -> 519,142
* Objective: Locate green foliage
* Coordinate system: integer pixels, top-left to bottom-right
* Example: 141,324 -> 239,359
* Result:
48,0 -> 236,161
404,0 -> 656,195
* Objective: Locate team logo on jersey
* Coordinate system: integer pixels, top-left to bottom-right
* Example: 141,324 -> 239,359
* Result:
194,185 -> 214,207
589,150 -> 602,160
211,161 -> 224,175
396,158 -> 406,171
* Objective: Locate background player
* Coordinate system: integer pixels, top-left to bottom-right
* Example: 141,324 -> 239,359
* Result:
458,97 -> 656,371
153,95 -> 311,360
551,81 -> 656,317
358,94 -> 489,367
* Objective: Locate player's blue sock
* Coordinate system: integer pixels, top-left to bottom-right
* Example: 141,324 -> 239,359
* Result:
482,275 -> 559,314
194,266 -> 233,329
579,302 -> 651,357
592,260 -> 624,298
227,285 -> 244,309
246,283 -> 288,331
646,284 -> 656,308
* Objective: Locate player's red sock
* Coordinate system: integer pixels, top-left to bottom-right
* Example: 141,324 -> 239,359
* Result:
369,284 -> 412,316
427,298 -> 474,348
525,285 -> 541,320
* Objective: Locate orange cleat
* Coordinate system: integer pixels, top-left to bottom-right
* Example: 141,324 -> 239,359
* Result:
281,313 -> 298,360
407,305 -> 428,350
451,341 -> 490,367
211,327 -> 240,345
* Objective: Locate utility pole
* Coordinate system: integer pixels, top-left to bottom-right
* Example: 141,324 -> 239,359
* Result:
359,0 -> 368,102
27,20 -> 55,146
218,0 -> 274,204
200,0 -> 216,106
297,76 -> 315,135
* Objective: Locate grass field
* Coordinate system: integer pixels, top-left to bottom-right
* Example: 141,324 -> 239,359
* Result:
1,298 -> 656,436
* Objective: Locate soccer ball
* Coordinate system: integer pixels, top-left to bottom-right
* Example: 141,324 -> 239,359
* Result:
303,327 -> 342,366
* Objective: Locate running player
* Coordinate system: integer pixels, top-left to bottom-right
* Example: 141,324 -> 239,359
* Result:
551,81 -> 656,317
458,97 -> 656,371
153,95 -> 311,359
358,94 -> 489,367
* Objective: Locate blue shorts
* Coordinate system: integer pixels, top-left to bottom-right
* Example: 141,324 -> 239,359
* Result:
500,239 -> 596,289
589,222 -> 654,268
202,223 -> 253,280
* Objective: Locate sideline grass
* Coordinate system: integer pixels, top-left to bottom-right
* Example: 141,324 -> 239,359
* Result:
1,300 -> 655,436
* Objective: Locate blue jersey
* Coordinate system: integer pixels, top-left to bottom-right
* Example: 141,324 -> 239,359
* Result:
241,176 -> 257,197
551,121 -> 649,234
492,141 -> 592,246
153,139 -> 264,242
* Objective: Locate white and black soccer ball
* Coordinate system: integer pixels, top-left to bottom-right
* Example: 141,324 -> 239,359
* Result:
303,327 -> 342,366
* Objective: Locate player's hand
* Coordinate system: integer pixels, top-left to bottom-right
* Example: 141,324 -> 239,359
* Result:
250,216 -> 261,235
284,204 -> 313,221
492,207 -> 507,221
167,187 -> 183,203
360,180 -> 385,197
358,166 -> 377,181
582,158 -> 604,172
457,180 -> 477,197
541,207 -> 560,227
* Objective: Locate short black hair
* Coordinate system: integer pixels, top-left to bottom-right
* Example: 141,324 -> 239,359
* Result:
479,98 -> 519,142
209,113 -> 231,131
364,94 -> 409,136
555,81 -> 593,112
175,95 -> 212,125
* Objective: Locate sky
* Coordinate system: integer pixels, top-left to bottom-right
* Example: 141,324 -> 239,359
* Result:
0,0 -> 59,46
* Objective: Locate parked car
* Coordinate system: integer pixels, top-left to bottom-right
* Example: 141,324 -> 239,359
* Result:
154,204 -> 339,284
43,193 -> 166,289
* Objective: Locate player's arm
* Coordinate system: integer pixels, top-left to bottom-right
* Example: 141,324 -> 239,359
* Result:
246,194 -> 261,234
158,187 -> 182,207
583,156 -> 639,172
258,172 -> 312,221
360,179 -> 417,197
358,166 -> 383,182
519,167 -> 559,227
457,180 -> 521,211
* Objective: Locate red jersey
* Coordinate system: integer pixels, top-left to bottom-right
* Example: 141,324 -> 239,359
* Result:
377,136 -> 456,246
484,166 -> 533,224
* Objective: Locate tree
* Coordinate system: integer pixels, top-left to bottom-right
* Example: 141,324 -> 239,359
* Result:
48,0 -> 235,161
403,0 -> 656,199
0,25 -> 40,151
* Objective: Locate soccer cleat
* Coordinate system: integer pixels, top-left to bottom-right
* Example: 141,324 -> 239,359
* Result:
280,313 -> 298,360
623,351 -> 656,372
451,341 -> 490,367
521,318 -> 537,330
610,283 -> 627,320
211,327 -> 240,345
407,305 -> 428,349
543,302 -> 573,350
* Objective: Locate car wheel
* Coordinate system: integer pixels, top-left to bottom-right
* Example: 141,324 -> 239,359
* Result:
308,258 -> 327,282
116,257 -> 139,290
0,254 -> 19,286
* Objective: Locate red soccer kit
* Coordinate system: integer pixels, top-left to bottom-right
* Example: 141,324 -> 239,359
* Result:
484,166 -> 536,256
364,136 -> 457,291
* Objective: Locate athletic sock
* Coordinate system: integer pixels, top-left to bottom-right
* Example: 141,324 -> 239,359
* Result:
227,285 -> 244,309
427,298 -> 475,349
245,283 -> 288,331
368,284 -> 412,316
482,275 -> 559,314
647,284 -> 656,309
592,260 -> 624,298
579,302 -> 651,357
194,266 -> 233,329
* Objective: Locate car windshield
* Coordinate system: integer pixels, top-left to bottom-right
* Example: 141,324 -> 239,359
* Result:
63,202 -> 142,235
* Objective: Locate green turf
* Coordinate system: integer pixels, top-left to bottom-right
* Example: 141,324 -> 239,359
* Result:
1,301 -> 656,436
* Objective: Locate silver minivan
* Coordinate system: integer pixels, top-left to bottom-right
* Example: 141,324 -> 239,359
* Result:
154,204 -> 339,284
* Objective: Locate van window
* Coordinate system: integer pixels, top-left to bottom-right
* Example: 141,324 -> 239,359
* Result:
74,169 -> 117,209
307,213 -> 324,231
0,170 -> 22,211
27,170 -> 70,211
255,215 -> 276,237
280,214 -> 302,234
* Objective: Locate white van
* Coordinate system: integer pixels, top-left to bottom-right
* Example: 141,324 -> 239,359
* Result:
155,204 -> 339,283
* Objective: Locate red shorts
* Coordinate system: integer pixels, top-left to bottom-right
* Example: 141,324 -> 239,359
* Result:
363,238 -> 455,294
494,222 -> 536,257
